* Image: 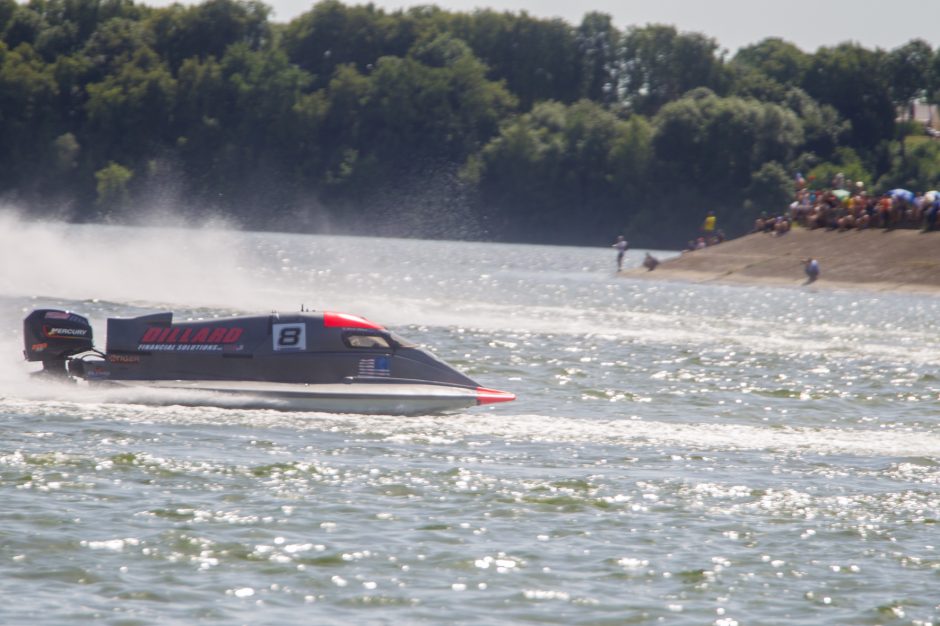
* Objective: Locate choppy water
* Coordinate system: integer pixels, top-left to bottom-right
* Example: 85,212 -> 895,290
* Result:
1,216 -> 939,625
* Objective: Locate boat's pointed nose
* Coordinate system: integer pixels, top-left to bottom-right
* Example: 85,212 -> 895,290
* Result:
476,387 -> 516,405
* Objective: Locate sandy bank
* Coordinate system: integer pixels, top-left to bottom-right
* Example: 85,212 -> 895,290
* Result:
626,228 -> 940,294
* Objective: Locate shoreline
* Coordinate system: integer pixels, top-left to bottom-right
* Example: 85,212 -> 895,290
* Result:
623,228 -> 940,295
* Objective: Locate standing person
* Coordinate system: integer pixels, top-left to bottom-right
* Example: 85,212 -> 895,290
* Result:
612,235 -> 628,271
803,258 -> 820,284
924,196 -> 940,231
702,211 -> 717,241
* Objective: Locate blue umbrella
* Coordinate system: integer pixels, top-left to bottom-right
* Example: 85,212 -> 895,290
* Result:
889,188 -> 915,203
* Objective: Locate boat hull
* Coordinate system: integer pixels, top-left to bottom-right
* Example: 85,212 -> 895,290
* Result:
97,379 -> 512,415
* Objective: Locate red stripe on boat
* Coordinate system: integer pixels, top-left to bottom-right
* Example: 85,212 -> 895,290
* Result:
323,312 -> 385,330
476,387 -> 516,405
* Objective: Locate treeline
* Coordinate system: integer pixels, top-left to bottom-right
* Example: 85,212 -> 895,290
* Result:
3,0 -> 940,246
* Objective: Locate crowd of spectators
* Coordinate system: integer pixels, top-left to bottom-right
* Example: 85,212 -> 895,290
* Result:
755,173 -> 940,235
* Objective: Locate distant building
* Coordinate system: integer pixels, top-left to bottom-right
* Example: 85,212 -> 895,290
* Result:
897,99 -> 940,126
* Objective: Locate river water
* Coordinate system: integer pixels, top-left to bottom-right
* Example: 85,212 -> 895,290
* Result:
1,217 -> 938,625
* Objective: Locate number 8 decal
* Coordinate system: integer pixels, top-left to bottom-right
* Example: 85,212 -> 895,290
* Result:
272,323 -> 306,351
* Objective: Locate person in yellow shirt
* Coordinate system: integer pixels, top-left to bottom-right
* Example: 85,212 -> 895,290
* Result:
702,211 -> 717,238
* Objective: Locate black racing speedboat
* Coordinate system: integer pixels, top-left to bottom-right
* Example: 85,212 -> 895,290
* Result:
23,308 -> 515,414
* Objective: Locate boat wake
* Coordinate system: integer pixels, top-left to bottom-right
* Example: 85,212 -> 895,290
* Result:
3,387 -> 937,460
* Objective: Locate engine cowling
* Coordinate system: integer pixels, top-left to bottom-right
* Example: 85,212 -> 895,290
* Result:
24,309 -> 94,363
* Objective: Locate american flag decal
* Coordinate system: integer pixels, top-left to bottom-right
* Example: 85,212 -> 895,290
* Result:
358,356 -> 390,376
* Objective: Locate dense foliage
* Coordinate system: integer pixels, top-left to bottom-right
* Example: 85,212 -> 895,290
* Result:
3,0 -> 940,246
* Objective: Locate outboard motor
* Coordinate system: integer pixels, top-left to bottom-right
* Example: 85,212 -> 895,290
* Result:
23,309 -> 94,377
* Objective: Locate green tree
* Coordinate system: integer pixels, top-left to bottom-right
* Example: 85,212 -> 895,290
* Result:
474,100 -> 652,243
81,16 -> 151,81
94,160 -> 133,216
886,39 -> 933,163
651,89 -> 804,193
802,43 -> 895,148
282,0 -> 415,89
781,88 -> 848,159
148,0 -> 270,70
743,160 -> 792,220
85,47 -> 176,161
25,0 -> 148,60
316,63 -> 370,187
0,41 -> 59,191
52,131 -> 79,171
449,9 -> 581,109
171,44 -> 316,213
608,114 -> 652,196
887,39 -> 932,114
3,0 -> 934,245
876,139 -> 940,192
575,12 -> 620,104
733,38 -> 809,87
807,147 -> 872,191
316,46 -> 514,199
729,38 -> 810,104
0,0 -> 16,34
620,24 -> 728,115
929,48 -> 940,104
3,4 -> 45,48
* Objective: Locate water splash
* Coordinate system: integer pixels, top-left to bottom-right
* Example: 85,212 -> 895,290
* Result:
0,211 -> 259,309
